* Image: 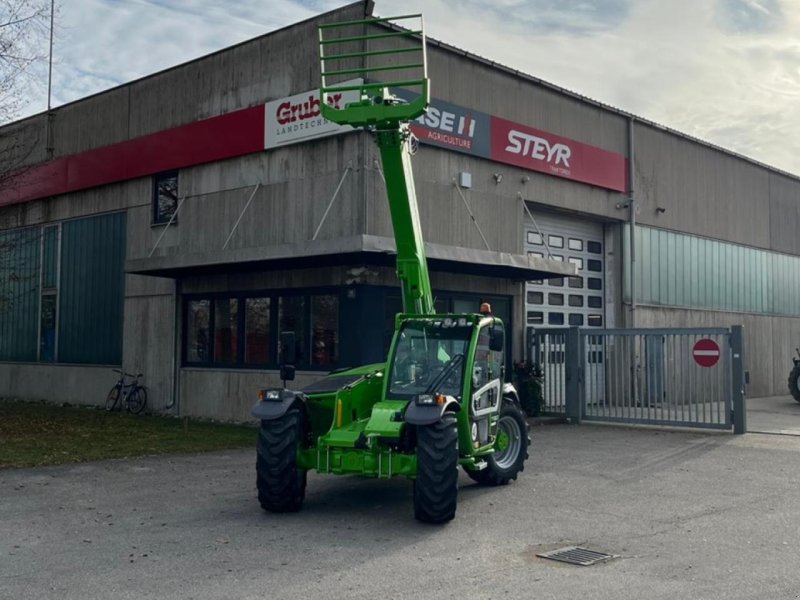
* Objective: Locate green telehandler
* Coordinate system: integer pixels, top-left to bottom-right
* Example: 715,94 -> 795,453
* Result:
251,14 -> 530,523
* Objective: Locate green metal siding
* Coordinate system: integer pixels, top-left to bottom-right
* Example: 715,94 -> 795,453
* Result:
58,212 -> 126,364
0,228 -> 40,361
42,226 -> 58,289
624,224 -> 800,317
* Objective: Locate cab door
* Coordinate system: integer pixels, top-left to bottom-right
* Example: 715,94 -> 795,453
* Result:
470,322 -> 504,445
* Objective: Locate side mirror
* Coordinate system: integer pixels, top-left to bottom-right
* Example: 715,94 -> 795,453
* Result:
279,331 -> 296,366
280,365 -> 296,383
489,328 -> 504,352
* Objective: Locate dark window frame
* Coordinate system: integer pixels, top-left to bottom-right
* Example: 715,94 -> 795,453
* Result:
182,287 -> 342,371
152,170 -> 179,225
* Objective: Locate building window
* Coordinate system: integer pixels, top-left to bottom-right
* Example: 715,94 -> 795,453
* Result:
527,311 -> 544,324
568,238 -> 583,251
568,277 -> 583,289
187,300 -> 210,362
245,298 -> 270,364
587,241 -> 602,254
548,293 -> 564,306
569,313 -> 584,326
278,295 -> 308,366
527,232 -> 542,245
153,171 -> 179,225
311,295 -> 339,367
184,289 -> 343,370
527,291 -> 543,305
214,298 -> 238,364
588,278 -> 603,290
548,235 -> 564,248
548,312 -> 564,325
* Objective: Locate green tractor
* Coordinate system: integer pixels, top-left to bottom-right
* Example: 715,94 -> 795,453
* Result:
251,14 -> 530,523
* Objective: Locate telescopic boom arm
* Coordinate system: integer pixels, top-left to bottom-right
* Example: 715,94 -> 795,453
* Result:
319,15 -> 434,315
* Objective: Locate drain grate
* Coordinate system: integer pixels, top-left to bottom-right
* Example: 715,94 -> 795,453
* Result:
537,546 -> 619,566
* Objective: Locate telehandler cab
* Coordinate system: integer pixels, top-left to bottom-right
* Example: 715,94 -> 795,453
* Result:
252,14 -> 529,523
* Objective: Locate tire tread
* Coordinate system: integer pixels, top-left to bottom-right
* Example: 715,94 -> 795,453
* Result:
256,408 -> 307,513
414,413 -> 458,524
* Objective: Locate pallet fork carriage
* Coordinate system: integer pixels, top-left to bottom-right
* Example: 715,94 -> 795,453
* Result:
252,14 -> 529,523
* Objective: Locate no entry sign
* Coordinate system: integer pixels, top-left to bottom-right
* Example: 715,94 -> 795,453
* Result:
693,339 -> 721,367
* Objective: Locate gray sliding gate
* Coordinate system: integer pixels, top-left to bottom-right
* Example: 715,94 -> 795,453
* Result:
529,326 -> 746,433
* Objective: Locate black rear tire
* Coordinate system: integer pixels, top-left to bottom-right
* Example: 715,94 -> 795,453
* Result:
413,413 -> 458,524
789,363 -> 800,404
126,387 -> 147,415
466,401 -> 529,486
256,408 -> 307,513
105,385 -> 121,411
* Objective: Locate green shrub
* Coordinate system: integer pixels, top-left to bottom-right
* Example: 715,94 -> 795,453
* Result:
513,360 -> 544,417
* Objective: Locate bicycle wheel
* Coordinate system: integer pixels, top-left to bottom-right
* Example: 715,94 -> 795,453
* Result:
105,385 -> 121,411
126,386 -> 147,415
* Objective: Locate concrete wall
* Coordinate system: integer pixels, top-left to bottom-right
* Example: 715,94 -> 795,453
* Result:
137,135 -> 365,261
0,364 -> 115,405
633,122 -> 772,247
122,278 -> 176,412
634,305 -> 800,398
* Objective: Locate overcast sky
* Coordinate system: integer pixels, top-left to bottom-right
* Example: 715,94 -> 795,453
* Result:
16,0 -> 800,177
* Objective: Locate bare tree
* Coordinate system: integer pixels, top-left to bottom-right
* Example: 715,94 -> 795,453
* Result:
0,0 -> 53,192
0,2 -> 54,317
1,0 -> 52,123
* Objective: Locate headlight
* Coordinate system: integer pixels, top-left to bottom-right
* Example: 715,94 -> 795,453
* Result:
258,389 -> 282,402
416,394 -> 435,405
416,393 -> 446,406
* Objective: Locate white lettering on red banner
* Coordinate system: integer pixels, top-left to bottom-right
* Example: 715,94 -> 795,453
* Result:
491,116 -> 627,192
264,79 -> 362,149
505,129 -> 571,168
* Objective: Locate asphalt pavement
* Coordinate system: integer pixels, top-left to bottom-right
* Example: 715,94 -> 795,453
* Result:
2,398 -> 800,600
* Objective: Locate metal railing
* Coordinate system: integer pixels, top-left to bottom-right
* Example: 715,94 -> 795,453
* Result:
529,326 -> 746,433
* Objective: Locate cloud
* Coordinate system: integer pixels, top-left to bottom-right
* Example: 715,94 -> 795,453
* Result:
717,0 -> 783,33
11,0 -> 800,177
449,0 -> 630,35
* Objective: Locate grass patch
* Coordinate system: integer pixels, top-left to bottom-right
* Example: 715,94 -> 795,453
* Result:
0,399 -> 257,470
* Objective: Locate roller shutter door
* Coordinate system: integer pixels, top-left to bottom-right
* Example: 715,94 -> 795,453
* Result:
524,211 -> 605,329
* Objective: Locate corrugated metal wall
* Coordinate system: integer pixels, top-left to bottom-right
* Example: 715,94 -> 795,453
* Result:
58,212 -> 126,364
0,228 -> 40,361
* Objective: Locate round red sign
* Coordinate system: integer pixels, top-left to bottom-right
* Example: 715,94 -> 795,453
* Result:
692,339 -> 720,367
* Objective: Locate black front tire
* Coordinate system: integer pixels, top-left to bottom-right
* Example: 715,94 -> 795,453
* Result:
789,363 -> 800,404
256,408 -> 307,513
466,401 -> 530,486
413,413 -> 458,524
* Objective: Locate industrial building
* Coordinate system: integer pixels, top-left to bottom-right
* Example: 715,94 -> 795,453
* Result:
1,1 -> 798,420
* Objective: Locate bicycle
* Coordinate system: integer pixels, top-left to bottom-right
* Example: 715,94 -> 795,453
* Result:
105,369 -> 147,414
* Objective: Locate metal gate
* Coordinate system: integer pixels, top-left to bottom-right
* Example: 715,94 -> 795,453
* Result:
529,326 -> 746,433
